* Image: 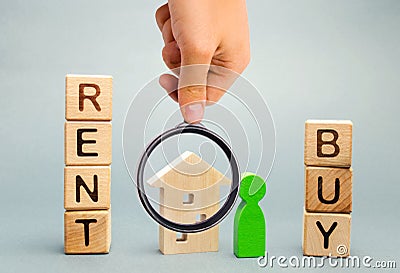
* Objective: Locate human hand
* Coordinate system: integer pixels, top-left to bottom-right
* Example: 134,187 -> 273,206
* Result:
155,0 -> 250,123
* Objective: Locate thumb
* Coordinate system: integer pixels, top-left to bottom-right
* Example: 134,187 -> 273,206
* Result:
178,50 -> 213,123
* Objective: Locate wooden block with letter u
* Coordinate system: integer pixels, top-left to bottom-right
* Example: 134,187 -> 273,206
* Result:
305,166 -> 352,213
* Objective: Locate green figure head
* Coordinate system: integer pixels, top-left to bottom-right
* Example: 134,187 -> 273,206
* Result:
239,172 -> 267,204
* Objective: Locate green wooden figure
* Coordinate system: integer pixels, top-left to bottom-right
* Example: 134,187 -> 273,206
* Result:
234,172 -> 266,258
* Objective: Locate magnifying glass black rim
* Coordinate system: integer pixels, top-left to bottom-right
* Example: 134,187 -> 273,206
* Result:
136,123 -> 240,233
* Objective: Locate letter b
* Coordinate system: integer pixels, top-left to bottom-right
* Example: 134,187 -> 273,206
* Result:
317,129 -> 340,157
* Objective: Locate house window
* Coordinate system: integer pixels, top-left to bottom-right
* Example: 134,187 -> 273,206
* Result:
196,214 -> 206,222
176,233 -> 188,242
183,193 -> 194,205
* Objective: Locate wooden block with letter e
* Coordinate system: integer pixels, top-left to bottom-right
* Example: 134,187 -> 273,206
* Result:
303,209 -> 351,257
304,120 -> 353,167
305,166 -> 352,213
65,122 -> 112,166
64,166 -> 111,210
64,210 -> 111,254
66,75 -> 112,121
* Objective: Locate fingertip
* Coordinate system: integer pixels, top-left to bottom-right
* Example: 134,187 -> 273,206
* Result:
181,101 -> 205,124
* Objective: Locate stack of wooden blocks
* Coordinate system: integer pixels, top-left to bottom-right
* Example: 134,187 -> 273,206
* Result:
303,120 -> 353,257
64,75 -> 112,254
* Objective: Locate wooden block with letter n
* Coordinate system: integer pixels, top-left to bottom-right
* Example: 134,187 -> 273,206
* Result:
64,210 -> 111,254
65,122 -> 112,166
305,166 -> 352,213
302,209 -> 351,257
64,166 -> 111,210
66,75 -> 112,121
304,120 -> 353,167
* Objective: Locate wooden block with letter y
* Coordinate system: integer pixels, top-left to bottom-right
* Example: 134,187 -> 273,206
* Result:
66,75 -> 112,121
305,166 -> 352,213
303,209 -> 351,257
64,166 -> 111,210
64,210 -> 111,254
65,122 -> 112,166
304,120 -> 353,167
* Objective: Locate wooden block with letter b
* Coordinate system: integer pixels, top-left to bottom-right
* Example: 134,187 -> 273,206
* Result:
304,120 -> 353,167
65,122 -> 112,166
64,166 -> 111,210
302,209 -> 351,257
64,210 -> 111,254
305,166 -> 352,213
66,75 -> 112,121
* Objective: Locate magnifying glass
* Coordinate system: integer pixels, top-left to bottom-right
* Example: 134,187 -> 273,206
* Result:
136,122 -> 240,233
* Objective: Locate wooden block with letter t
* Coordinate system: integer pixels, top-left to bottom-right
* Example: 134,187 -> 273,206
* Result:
303,209 -> 351,257
66,75 -> 112,121
304,120 -> 353,167
64,210 -> 111,254
64,166 -> 111,210
65,122 -> 112,166
305,166 -> 352,213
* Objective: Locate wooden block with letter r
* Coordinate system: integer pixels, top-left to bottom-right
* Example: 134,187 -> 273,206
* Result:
304,120 -> 353,167
66,75 -> 112,121
64,210 -> 111,254
64,166 -> 111,210
303,209 -> 351,257
65,122 -> 112,166
305,166 -> 352,213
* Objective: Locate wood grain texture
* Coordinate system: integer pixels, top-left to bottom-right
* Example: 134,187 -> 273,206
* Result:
303,209 -> 351,257
305,166 -> 352,213
64,166 -> 111,210
148,151 -> 230,255
66,75 -> 112,121
65,122 -> 112,166
159,223 -> 219,255
234,173 -> 266,258
304,120 -> 353,167
64,210 -> 111,254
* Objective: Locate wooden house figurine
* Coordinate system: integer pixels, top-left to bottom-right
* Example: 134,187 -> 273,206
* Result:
148,151 -> 230,255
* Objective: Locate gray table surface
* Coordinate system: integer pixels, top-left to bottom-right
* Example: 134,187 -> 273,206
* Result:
0,0 -> 399,272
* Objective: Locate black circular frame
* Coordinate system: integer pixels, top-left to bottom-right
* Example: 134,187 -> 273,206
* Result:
136,123 -> 240,233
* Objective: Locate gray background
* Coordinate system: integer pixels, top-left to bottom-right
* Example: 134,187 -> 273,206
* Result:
0,0 -> 399,272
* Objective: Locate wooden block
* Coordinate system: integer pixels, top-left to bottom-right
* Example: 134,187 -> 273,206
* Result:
65,122 -> 112,166
305,166 -> 352,213
303,209 -> 351,257
64,210 -> 111,254
148,151 -> 230,254
66,75 -> 112,121
64,166 -> 111,210
304,120 -> 353,167
234,173 -> 266,258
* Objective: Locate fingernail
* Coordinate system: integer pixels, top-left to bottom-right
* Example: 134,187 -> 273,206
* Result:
184,103 -> 204,123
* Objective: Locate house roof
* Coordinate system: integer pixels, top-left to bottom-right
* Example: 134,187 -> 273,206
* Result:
147,151 -> 231,191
